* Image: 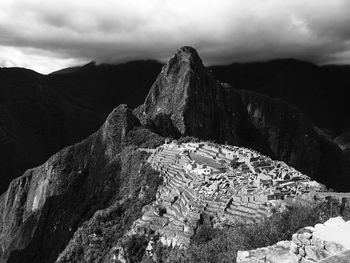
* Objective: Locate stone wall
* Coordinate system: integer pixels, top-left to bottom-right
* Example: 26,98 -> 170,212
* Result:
290,217 -> 350,262
237,217 -> 350,263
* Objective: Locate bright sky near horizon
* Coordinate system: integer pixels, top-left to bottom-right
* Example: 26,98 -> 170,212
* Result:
1,0 -> 350,74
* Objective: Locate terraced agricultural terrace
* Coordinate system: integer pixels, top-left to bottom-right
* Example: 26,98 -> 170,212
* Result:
132,141 -> 326,247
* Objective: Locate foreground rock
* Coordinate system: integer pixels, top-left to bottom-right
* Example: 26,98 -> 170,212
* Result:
290,217 -> 350,262
237,217 -> 350,263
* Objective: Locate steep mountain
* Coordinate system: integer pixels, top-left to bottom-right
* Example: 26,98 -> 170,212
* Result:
0,104 -> 165,263
0,68 -> 103,194
143,47 -> 350,191
143,46 -> 246,144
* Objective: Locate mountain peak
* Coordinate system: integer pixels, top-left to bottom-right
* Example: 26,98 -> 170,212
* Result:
143,47 -> 244,143
172,46 -> 202,64
160,46 -> 205,79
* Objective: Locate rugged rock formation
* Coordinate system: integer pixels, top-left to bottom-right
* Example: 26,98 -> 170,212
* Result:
143,46 -> 246,144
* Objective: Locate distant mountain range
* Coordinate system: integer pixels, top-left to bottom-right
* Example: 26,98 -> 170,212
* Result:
1,55 -> 349,194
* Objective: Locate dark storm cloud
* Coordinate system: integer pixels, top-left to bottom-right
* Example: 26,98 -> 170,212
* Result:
1,0 -> 350,73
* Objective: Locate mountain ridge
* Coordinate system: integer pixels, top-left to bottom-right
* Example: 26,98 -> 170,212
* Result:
0,46 -> 350,263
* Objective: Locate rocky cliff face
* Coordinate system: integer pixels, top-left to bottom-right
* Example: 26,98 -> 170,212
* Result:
144,46 -> 246,145
0,105 -> 164,263
143,47 -> 350,191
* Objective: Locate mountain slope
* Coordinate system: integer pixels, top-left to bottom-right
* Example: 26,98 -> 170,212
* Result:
210,60 -> 350,134
0,68 -> 103,194
0,105 -> 164,263
0,61 -> 162,194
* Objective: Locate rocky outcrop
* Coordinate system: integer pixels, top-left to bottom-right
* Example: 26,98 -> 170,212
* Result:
237,217 -> 350,263
290,217 -> 350,262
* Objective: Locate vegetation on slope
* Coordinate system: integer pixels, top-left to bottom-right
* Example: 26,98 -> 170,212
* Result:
56,152 -> 163,263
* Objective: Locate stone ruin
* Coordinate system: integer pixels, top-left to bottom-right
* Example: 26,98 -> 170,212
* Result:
129,140 -> 327,249
290,217 -> 350,262
237,217 -> 350,263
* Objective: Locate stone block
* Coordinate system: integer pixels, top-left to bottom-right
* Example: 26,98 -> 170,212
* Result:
324,240 -> 345,254
298,234 -> 311,245
236,250 -> 250,262
290,241 -> 299,254
276,240 -> 291,249
304,245 -> 331,262
292,233 -> 303,245
299,247 -> 306,257
311,235 -> 325,249
303,232 -> 312,239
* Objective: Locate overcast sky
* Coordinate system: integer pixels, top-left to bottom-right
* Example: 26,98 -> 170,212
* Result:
1,0 -> 350,74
